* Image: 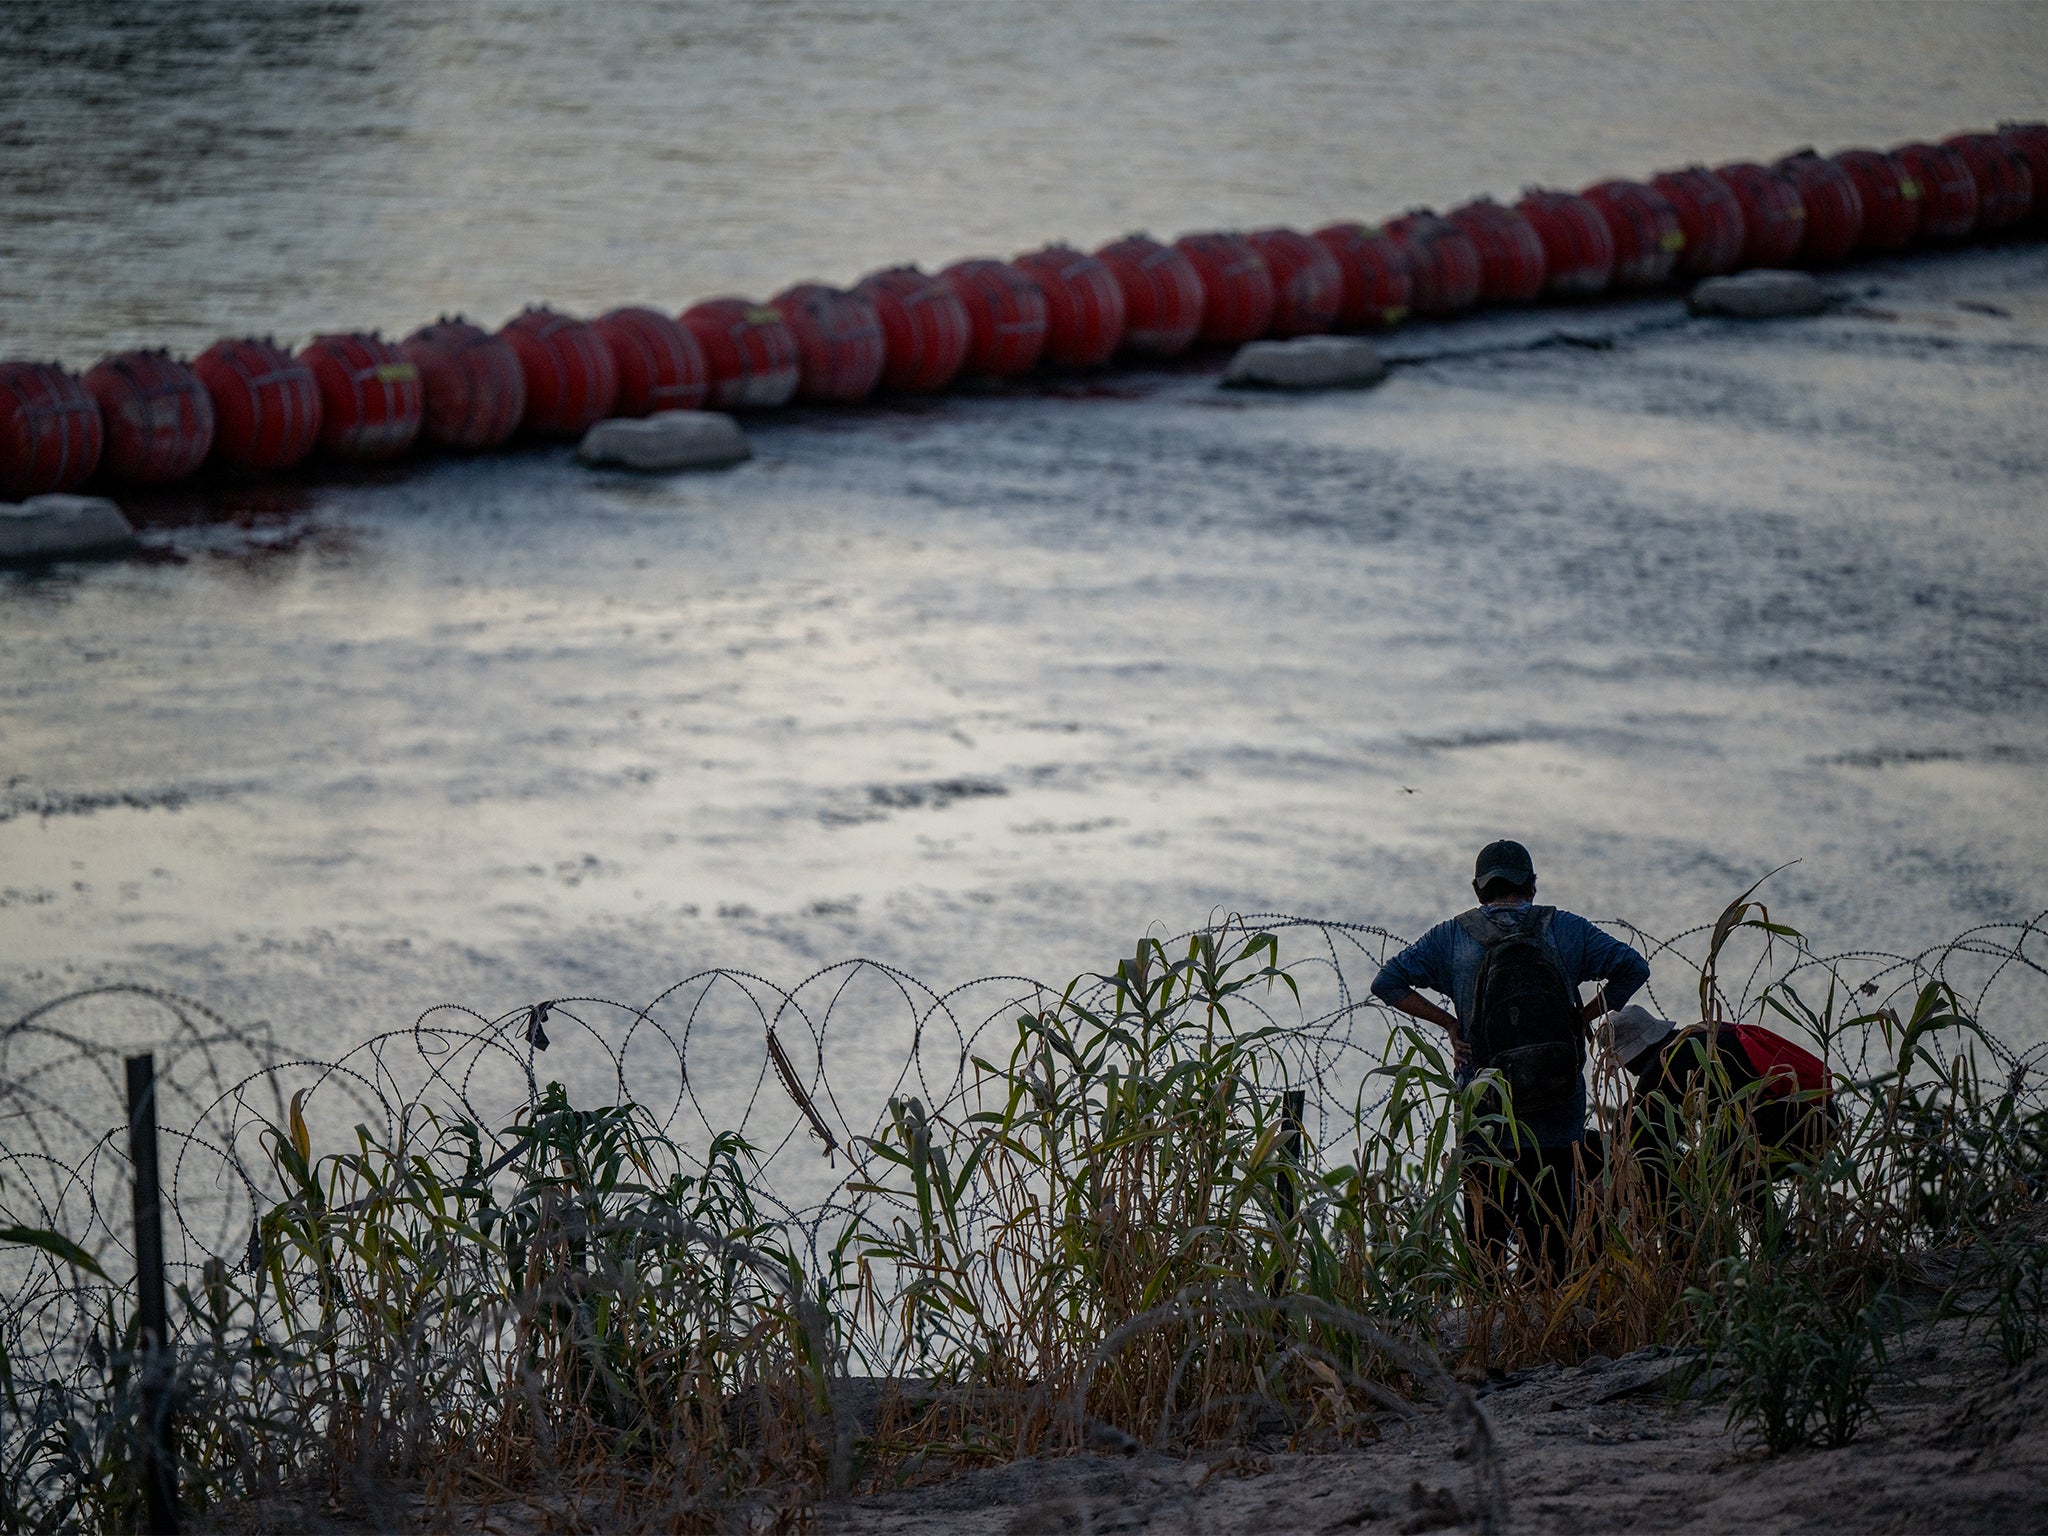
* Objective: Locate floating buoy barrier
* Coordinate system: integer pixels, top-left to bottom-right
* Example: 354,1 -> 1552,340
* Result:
1381,212 -> 1482,316
84,351 -> 215,484
1093,236 -> 1205,356
1012,247 -> 1126,368
1831,150 -> 1922,252
679,300 -> 803,409
192,338 -> 321,472
502,308 -> 620,435
769,285 -> 886,402
1245,229 -> 1343,338
1310,224 -> 1413,328
593,307 -> 710,417
1174,233 -> 1276,346
1446,200 -> 1547,304
3,116 -> 2041,518
401,320 -> 526,451
938,260 -> 1050,378
1891,142 -> 1979,240
1650,168 -> 1747,279
1582,181 -> 1685,289
1943,132 -> 2035,234
1774,151 -> 1866,265
1712,163 -> 1808,268
0,361 -> 102,499
2000,122 -> 2048,224
1515,190 -> 1615,297
300,333 -> 422,461
851,267 -> 972,392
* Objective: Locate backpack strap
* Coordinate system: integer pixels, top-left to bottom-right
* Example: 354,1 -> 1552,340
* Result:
1454,907 -> 1500,945
1455,905 -> 1558,946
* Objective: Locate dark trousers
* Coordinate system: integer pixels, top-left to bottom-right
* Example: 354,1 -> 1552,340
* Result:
1463,1136 -> 1577,1279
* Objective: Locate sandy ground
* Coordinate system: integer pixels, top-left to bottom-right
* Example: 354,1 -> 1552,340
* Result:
820,1318 -> 2048,1535
191,1306 -> 2048,1535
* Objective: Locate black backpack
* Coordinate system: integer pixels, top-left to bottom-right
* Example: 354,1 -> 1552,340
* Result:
1458,906 -> 1584,1111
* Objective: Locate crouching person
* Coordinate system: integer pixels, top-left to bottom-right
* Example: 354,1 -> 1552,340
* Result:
1371,840 -> 1651,1280
1600,1003 -> 1840,1230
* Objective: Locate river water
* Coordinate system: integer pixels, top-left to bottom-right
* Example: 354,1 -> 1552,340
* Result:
3,2 -> 2047,1108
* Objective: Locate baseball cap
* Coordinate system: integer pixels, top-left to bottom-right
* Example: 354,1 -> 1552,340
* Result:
1473,839 -> 1535,888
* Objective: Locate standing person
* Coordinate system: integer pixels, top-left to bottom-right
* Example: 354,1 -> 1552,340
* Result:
1370,840 -> 1651,1277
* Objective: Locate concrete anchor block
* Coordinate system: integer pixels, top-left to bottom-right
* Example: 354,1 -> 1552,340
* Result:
1223,336 -> 1388,391
1688,270 -> 1827,319
577,412 -> 751,472
0,495 -> 138,565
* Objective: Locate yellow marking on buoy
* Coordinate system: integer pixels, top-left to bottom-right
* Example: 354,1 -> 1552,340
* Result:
1662,230 -> 1686,251
374,363 -> 419,384
1900,179 -> 1922,200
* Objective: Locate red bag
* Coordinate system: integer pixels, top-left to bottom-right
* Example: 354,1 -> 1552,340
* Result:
1729,1024 -> 1830,1101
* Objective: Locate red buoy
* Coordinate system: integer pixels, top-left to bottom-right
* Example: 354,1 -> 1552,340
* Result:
1012,246 -> 1127,367
1942,132 -> 2035,234
1772,151 -> 1865,265
1831,150 -> 1922,252
679,299 -> 802,409
592,307 -> 709,416
1650,167 -> 1747,278
1092,235 -> 1205,356
400,320 -> 526,451
1580,180 -> 1684,288
1381,212 -> 1482,316
83,352 -> 212,485
1711,163 -> 1807,268
851,268 -> 972,392
1173,233 -> 1276,345
1999,122 -> 2048,224
298,333 -> 422,461
937,260 -> 1049,378
1310,224 -> 1413,329
768,285 -> 885,402
1514,191 -> 1616,297
1889,143 -> 1978,241
0,361 -> 102,499
192,338 -> 321,472
1445,200 -> 1547,303
501,308 -> 620,435
1244,228 -> 1343,337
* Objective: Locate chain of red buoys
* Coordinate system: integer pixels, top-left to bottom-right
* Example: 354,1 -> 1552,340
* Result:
2,126 -> 2045,503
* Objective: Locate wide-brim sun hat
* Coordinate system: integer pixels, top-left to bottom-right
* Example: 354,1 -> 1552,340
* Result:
1601,1004 -> 1675,1068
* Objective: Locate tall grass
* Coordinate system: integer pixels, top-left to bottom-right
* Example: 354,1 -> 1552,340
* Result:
1,898 -> 2044,1530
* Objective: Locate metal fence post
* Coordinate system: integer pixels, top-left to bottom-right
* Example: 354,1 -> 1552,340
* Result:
126,1053 -> 180,1535
1271,1088 -> 1307,1302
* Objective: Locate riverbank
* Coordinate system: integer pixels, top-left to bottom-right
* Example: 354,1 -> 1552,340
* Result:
187,1246 -> 2048,1534
8,903 -> 2043,1535
820,1313 -> 2048,1536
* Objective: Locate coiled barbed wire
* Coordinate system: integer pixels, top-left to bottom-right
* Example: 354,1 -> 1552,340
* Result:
1,911 -> 2042,1408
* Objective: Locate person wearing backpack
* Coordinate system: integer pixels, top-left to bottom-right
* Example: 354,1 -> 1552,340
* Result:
1369,840 -> 1651,1276
1600,1004 -> 1839,1221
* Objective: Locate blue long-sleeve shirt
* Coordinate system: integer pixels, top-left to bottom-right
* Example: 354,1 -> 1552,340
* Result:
1370,902 -> 1650,1145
